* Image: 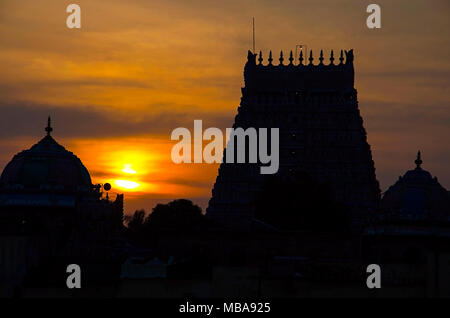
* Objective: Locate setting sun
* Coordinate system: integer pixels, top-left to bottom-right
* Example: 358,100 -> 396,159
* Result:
115,180 -> 140,190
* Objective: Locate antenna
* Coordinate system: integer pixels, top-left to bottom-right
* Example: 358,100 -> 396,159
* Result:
252,17 -> 255,53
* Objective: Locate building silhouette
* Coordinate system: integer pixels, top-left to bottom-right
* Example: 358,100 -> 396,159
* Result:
380,151 -> 450,220
362,152 -> 450,296
0,118 -> 124,296
207,49 -> 380,229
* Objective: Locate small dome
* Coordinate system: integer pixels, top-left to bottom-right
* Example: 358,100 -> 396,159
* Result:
381,151 -> 450,220
0,118 -> 92,191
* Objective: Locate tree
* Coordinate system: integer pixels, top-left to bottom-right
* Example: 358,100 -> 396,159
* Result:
124,209 -> 146,234
144,199 -> 205,231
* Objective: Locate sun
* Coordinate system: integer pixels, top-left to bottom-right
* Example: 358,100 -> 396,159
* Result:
115,180 -> 140,190
114,164 -> 141,190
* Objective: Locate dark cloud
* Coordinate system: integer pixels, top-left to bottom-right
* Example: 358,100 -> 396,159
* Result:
0,101 -> 235,139
158,177 -> 216,189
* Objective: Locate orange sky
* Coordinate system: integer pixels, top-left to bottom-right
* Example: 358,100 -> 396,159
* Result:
0,0 -> 449,214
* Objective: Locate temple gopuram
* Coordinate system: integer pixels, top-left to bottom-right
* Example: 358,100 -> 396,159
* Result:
207,49 -> 380,229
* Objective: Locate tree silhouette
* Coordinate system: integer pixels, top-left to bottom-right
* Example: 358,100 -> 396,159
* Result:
124,200 -> 206,245
254,171 -> 349,232
145,199 -> 205,231
124,209 -> 146,234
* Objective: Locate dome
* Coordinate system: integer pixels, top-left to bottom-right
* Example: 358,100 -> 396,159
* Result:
381,151 -> 450,220
0,118 -> 92,192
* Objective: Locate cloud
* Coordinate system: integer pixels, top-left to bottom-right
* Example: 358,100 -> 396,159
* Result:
0,101 -> 235,139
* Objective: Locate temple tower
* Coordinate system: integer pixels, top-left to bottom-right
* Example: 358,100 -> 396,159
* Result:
206,49 -> 380,229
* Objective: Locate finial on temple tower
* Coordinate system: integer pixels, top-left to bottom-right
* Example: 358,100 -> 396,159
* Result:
344,49 -> 354,64
279,51 -> 284,65
288,50 -> 294,65
319,49 -> 324,65
268,50 -> 273,65
415,150 -> 423,169
330,50 -> 335,65
308,50 -> 313,65
258,50 -> 263,65
299,50 -> 304,65
339,50 -> 344,65
45,116 -> 53,136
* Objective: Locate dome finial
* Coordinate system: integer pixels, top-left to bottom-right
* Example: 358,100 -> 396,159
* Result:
415,150 -> 423,169
45,116 -> 53,136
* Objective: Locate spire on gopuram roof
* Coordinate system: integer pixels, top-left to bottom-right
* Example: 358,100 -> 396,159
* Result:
308,50 -> 314,65
299,50 -> 304,65
319,49 -> 324,65
415,150 -> 423,170
339,50 -> 344,65
279,51 -> 284,65
45,116 -> 53,136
